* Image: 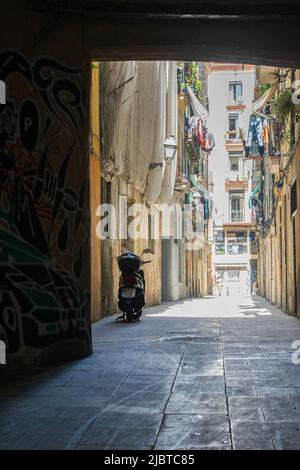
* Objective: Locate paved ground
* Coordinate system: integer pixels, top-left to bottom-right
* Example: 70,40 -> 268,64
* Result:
1,295 -> 300,450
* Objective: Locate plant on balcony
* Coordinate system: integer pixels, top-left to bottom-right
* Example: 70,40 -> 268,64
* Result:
272,88 -> 295,149
215,245 -> 225,255
273,89 -> 293,123
184,62 -> 203,100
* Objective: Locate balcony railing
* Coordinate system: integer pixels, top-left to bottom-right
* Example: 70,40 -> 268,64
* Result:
215,242 -> 248,255
229,97 -> 244,106
215,243 -> 225,255
230,210 -> 244,223
225,177 -> 248,188
227,243 -> 248,255
225,130 -> 242,143
226,170 -> 240,182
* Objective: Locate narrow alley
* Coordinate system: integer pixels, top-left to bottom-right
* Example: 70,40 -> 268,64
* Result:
1,295 -> 300,450
2,1 -> 300,456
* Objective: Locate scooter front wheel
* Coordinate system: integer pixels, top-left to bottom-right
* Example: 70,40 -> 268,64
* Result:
116,313 -> 126,322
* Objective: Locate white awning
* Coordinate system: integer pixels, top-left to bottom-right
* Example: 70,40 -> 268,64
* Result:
252,85 -> 276,112
187,86 -> 208,118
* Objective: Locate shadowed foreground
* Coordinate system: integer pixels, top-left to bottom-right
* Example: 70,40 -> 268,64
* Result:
1,295 -> 300,450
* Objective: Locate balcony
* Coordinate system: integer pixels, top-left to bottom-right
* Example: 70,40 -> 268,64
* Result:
214,240 -> 249,265
226,130 -> 241,142
225,130 -> 244,152
226,99 -> 245,111
225,178 -> 248,190
175,176 -> 189,192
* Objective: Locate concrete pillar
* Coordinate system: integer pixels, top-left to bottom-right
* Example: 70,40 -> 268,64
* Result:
161,237 -> 180,301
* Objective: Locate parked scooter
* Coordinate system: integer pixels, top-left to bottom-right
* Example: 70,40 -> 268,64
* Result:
116,252 -> 151,322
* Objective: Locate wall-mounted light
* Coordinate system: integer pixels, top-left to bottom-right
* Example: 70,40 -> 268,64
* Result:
163,134 -> 178,165
149,162 -> 164,170
149,135 -> 178,170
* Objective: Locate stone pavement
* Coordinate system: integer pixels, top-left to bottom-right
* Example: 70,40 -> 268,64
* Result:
1,295 -> 300,450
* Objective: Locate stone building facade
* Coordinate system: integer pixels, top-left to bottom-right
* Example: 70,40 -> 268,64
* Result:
256,66 -> 300,317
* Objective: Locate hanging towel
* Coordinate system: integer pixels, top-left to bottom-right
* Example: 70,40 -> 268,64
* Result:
245,114 -> 265,158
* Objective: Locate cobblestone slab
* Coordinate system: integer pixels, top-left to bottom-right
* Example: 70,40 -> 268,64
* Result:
1,295 -> 300,450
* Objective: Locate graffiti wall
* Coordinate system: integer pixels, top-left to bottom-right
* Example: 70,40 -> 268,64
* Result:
0,50 -> 92,364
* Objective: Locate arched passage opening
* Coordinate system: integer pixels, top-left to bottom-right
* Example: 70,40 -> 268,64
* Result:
1,0 -> 300,367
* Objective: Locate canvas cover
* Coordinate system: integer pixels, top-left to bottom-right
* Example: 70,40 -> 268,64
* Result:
101,61 -> 178,204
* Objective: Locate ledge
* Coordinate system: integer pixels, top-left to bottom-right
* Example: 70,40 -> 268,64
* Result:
225,141 -> 244,152
223,222 -> 253,228
226,104 -> 246,111
225,180 -> 248,190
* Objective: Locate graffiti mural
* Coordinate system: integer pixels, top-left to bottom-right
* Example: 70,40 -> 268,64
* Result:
0,51 -> 91,359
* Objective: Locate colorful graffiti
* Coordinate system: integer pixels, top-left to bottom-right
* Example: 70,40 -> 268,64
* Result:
0,51 -> 91,359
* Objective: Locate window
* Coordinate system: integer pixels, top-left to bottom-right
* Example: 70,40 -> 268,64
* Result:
229,191 -> 244,222
231,198 -> 243,222
227,269 -> 240,280
229,82 -> 243,102
228,114 -> 239,132
230,157 -> 239,172
229,152 -> 242,173
227,230 -> 247,254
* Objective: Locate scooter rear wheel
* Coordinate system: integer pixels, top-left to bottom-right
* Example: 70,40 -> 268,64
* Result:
126,310 -> 142,322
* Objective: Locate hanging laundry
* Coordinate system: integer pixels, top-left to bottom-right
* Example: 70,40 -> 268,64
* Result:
263,120 -> 270,156
204,198 -> 210,220
209,133 -> 216,149
197,119 -> 202,145
245,114 -> 265,158
248,182 -> 261,208
201,123 -> 206,150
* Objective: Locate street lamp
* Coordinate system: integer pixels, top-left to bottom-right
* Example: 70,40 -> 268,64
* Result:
163,134 -> 178,165
149,135 -> 178,170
